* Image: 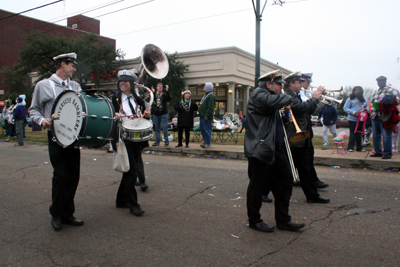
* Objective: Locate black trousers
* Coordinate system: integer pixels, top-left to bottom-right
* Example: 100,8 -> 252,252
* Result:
178,126 -> 191,146
116,140 -> 145,207
48,131 -> 80,218
291,147 -> 319,199
307,143 -> 321,185
247,149 -> 293,224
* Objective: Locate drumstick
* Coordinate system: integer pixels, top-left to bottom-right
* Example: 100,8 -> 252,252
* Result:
135,108 -> 150,126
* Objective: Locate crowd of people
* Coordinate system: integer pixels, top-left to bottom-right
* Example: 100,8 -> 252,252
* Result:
3,50 -> 398,234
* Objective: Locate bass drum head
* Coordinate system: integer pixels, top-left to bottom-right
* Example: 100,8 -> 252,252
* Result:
51,91 -> 86,147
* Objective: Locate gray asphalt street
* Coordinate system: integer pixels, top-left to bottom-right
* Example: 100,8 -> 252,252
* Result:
1,142 -> 399,266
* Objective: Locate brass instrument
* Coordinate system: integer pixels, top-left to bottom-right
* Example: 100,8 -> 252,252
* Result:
312,86 -> 343,94
305,88 -> 343,105
135,44 -> 169,109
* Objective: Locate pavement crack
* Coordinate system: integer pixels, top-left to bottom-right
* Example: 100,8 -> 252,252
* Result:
0,164 -> 44,185
167,185 -> 214,212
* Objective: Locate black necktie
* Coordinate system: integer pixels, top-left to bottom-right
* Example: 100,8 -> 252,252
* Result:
127,95 -> 136,116
62,82 -> 65,87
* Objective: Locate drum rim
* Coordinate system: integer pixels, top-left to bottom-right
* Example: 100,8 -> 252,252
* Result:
51,90 -> 88,148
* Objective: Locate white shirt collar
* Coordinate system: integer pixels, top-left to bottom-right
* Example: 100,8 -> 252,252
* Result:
51,74 -> 70,86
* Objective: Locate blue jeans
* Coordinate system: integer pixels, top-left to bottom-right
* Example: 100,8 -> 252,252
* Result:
372,119 -> 392,156
200,117 -> 212,145
154,113 -> 169,144
348,121 -> 363,151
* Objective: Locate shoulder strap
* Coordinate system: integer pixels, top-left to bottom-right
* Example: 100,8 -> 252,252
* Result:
49,80 -> 56,98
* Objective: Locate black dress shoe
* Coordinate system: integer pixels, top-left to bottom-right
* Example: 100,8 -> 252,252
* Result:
116,202 -> 130,208
51,216 -> 62,231
61,216 -> 84,226
249,221 -> 275,233
130,206 -> 145,216
307,196 -> 330,204
175,144 -> 183,147
185,145 -> 189,148
293,181 -> 301,186
140,183 -> 148,191
277,221 -> 305,231
316,180 -> 329,189
261,195 -> 273,203
370,153 -> 383,157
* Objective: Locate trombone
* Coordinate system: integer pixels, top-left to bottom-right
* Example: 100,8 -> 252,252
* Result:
280,89 -> 309,183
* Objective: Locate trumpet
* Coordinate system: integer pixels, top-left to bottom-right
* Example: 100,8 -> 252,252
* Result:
305,88 -> 343,105
311,86 -> 344,95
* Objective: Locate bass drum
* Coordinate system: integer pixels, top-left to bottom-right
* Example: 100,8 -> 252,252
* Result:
51,90 -> 116,148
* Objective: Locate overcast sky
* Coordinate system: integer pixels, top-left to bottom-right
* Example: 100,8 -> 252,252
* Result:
2,0 -> 400,91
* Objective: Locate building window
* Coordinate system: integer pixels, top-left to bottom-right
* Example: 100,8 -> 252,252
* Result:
215,87 -> 226,97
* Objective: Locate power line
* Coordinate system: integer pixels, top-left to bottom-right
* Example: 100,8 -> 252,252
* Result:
0,0 -> 153,45
0,0 -> 64,21
110,0 -> 306,38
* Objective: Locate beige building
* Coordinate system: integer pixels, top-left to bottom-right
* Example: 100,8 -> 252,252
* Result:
116,46 -> 291,117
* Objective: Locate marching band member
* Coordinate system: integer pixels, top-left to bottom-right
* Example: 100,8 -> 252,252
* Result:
284,72 -> 330,204
112,70 -> 150,216
301,73 -> 330,189
245,70 -> 305,233
29,52 -> 84,231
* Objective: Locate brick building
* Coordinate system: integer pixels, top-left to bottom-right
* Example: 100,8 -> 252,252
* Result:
0,10 -> 115,99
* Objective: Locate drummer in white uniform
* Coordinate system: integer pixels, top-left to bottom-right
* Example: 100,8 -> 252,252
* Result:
111,69 -> 151,216
29,52 -> 85,232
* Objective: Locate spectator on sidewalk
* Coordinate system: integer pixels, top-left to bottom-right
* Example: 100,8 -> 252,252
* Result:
152,83 -> 171,147
174,90 -> 198,148
318,100 -> 337,146
13,97 -> 26,146
239,115 -> 246,133
199,82 -> 216,148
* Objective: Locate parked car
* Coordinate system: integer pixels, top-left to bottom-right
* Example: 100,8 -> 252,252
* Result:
311,115 -> 323,126
336,116 -> 349,128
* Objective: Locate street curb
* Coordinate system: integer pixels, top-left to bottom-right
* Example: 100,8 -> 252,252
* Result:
143,147 -> 400,171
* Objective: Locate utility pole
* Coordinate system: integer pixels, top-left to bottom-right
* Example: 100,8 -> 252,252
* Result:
252,0 -> 284,88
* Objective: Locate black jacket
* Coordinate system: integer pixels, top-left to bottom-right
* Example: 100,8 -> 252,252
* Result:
152,90 -> 171,115
174,99 -> 198,128
111,92 -> 149,150
244,85 -> 292,164
283,88 -> 319,148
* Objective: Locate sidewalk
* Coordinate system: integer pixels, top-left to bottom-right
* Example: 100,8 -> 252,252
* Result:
144,141 -> 400,171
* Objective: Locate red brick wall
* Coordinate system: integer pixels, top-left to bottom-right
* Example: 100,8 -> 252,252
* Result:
0,10 -> 116,96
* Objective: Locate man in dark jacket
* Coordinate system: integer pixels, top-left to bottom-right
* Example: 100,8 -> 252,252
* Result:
284,72 -> 330,204
13,97 -> 26,146
245,70 -> 305,233
152,83 -> 171,147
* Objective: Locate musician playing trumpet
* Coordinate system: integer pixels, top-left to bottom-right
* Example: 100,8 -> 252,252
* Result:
300,73 -> 330,189
284,72 -> 330,204
244,70 -> 305,233
112,70 -> 150,216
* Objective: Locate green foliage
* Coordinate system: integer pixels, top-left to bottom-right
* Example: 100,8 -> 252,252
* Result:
2,30 -> 125,101
146,52 -> 189,109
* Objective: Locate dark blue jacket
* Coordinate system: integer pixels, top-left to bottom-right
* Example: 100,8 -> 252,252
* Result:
318,105 -> 337,126
13,105 -> 26,121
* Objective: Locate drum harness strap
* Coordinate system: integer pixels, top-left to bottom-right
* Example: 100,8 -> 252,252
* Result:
118,94 -> 141,120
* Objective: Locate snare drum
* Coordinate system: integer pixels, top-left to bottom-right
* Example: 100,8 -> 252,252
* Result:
51,90 -> 116,148
121,118 -> 153,142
